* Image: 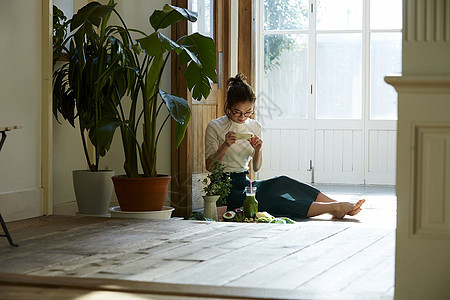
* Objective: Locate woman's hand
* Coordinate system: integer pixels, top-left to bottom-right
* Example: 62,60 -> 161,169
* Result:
224,131 -> 237,147
249,135 -> 263,151
206,131 -> 236,171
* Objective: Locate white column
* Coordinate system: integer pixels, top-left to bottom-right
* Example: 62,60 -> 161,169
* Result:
386,1 -> 450,299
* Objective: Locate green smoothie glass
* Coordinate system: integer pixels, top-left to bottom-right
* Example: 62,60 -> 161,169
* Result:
243,186 -> 258,218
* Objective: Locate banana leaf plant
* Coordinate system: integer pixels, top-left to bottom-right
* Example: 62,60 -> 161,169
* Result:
52,4 -> 128,171
70,1 -> 216,178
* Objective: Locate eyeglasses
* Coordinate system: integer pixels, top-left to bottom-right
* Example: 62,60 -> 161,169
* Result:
231,110 -> 253,117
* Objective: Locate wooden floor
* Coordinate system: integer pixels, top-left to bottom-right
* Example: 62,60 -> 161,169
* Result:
0,191 -> 396,300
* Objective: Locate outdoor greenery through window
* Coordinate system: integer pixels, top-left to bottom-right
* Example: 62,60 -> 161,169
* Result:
190,0 -> 214,38
262,0 -> 402,121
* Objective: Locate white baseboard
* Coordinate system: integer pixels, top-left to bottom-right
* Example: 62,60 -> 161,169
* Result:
0,188 -> 42,222
53,199 -> 120,216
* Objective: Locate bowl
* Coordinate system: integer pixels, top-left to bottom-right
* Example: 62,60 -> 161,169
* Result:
109,206 -> 175,219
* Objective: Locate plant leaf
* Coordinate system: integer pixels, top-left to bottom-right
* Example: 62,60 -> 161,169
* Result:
179,45 -> 201,67
71,2 -> 116,31
159,90 -> 191,148
146,53 -> 164,100
149,4 -> 197,31
180,33 -> 217,100
90,109 -> 123,157
137,32 -> 181,56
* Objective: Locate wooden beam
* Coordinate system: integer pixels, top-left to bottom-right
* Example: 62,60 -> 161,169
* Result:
218,0 -> 230,116
171,0 -> 192,218
0,272 -> 308,299
238,0 -> 252,86
238,0 -> 254,178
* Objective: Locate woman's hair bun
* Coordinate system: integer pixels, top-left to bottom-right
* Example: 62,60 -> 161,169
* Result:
224,73 -> 256,115
227,73 -> 247,88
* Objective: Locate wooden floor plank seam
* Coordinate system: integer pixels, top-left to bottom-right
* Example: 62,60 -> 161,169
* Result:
220,227 -> 350,287
295,231 -> 394,290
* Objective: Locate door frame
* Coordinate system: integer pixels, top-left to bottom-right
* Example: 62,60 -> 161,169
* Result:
171,0 -> 231,217
42,0 -> 53,216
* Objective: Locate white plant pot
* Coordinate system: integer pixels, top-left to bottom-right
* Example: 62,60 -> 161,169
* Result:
73,170 -> 115,216
109,206 -> 175,219
203,195 -> 220,221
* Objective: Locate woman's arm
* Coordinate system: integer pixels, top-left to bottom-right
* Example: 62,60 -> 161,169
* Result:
252,148 -> 263,172
249,135 -> 263,172
205,131 -> 237,171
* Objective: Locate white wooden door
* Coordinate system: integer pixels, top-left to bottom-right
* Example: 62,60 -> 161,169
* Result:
255,0 -> 400,185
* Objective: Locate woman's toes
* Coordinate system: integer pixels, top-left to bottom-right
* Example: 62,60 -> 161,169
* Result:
353,199 -> 366,210
348,208 -> 362,216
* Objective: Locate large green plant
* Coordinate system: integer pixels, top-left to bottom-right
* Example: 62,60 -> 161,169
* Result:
52,4 -> 127,171
54,1 -> 216,177
74,1 -> 216,178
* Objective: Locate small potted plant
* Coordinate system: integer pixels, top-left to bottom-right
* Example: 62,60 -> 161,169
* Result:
201,159 -> 232,221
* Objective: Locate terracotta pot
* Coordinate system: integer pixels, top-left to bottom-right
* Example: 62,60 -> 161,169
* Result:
216,206 -> 228,221
112,175 -> 171,211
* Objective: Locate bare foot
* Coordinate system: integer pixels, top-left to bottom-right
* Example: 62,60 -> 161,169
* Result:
348,208 -> 361,216
348,199 -> 365,216
332,199 -> 365,219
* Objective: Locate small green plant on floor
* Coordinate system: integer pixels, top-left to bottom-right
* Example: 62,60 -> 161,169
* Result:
201,159 -> 232,206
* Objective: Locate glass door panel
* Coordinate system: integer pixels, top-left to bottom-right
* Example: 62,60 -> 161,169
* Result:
263,0 -> 309,30
190,0 -> 214,38
370,32 -> 402,120
317,0 -> 362,30
263,34 -> 309,120
316,33 -> 362,119
370,0 -> 402,30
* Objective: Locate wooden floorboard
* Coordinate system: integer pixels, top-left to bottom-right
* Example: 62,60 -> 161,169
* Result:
300,231 -> 395,292
0,272 -> 311,300
0,194 -> 396,299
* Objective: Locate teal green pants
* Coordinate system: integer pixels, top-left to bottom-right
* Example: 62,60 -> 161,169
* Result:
226,172 -> 320,220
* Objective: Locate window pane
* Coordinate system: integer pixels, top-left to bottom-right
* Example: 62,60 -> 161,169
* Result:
370,33 -> 402,120
317,0 -> 362,30
264,0 -> 309,31
191,0 -> 214,38
371,0 -> 402,29
316,34 -> 362,119
262,34 -> 309,120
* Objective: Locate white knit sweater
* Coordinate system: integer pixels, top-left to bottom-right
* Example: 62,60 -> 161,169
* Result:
205,115 -> 262,173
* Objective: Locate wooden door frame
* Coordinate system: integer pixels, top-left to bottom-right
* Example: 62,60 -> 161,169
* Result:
171,0 -> 232,218
42,0 -> 53,216
238,0 -> 253,86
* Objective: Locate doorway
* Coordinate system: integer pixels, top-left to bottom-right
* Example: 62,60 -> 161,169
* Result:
186,0 -> 230,211
255,0 -> 402,185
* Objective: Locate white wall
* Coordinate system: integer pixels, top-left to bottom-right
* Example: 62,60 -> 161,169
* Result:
0,0 -> 187,220
0,1 -> 43,221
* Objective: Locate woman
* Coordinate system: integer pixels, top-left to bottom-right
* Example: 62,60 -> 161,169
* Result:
205,73 -> 365,219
